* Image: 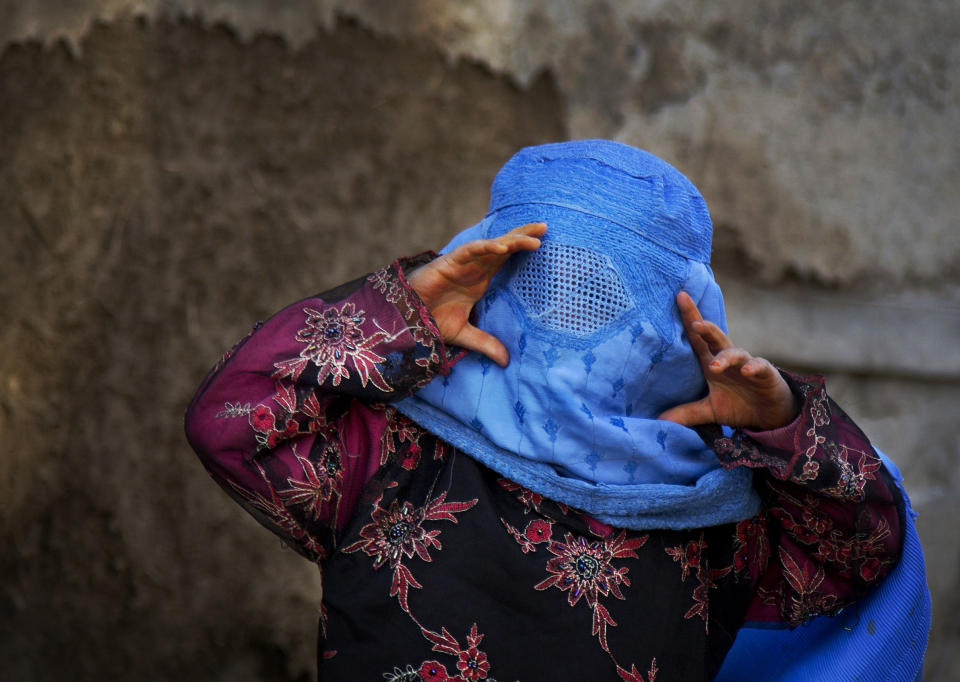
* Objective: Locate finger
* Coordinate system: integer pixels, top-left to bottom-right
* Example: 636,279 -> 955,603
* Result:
658,397 -> 716,427
676,291 -> 704,328
457,234 -> 535,259
676,292 -> 711,359
710,347 -> 752,373
452,323 -> 510,368
691,319 -> 734,354
493,223 -> 546,253
499,233 -> 543,253
445,241 -> 508,271
459,239 -> 508,260
452,223 -> 547,262
505,222 -> 547,238
740,356 -> 777,380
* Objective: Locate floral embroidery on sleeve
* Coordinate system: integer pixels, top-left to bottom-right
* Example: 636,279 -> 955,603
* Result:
187,259 -> 463,570
818,444 -> 883,502
369,257 -> 462,377
223,457 -> 329,562
278,442 -> 343,522
272,302 -> 400,390
705,371 -> 903,626
759,546 -> 840,625
731,514 -> 770,577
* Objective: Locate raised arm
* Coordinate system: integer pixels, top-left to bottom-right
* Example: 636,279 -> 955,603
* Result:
184,254 -> 455,561
184,225 -> 545,562
660,292 -> 904,626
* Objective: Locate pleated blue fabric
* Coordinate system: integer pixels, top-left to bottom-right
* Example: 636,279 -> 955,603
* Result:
716,449 -> 931,682
398,140 -> 761,529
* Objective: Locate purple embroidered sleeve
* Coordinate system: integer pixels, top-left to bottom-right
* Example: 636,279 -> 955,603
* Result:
701,371 -> 904,626
184,254 -> 458,562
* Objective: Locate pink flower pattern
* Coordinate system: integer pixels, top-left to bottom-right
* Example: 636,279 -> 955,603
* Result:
273,302 -> 396,391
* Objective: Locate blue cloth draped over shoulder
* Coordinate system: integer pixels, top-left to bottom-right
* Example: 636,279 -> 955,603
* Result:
397,140 -> 762,529
716,449 -> 931,682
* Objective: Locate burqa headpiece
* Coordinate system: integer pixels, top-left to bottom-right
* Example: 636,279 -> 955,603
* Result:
398,140 -> 761,529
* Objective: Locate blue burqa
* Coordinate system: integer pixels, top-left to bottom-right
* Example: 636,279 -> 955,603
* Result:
398,140 -> 761,529
398,140 -> 930,679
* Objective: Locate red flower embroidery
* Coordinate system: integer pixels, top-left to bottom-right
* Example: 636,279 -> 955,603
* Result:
400,443 -> 422,471
367,267 -> 404,303
382,411 -> 422,454
778,546 -> 839,625
790,524 -> 819,545
456,647 -> 490,680
800,459 -> 820,481
342,492 -> 478,613
343,492 -> 476,569
421,624 -> 491,682
534,530 -> 647,651
265,418 -> 299,448
497,479 -> 545,512
821,445 -> 883,502
417,660 -> 450,682
809,391 -> 830,427
345,500 -> 434,569
278,452 -> 338,520
732,515 -> 769,575
802,507 -> 831,535
501,516 -> 553,554
249,405 -> 275,433
523,519 -> 553,544
536,530 -> 646,608
859,556 -> 883,581
665,537 -> 703,581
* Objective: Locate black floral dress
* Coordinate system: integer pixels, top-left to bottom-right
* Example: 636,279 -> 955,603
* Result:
185,256 -> 903,681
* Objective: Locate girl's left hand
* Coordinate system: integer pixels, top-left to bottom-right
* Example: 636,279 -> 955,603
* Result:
658,292 -> 800,431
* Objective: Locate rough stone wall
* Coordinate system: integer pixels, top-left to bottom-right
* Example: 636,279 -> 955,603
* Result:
2,2 -> 957,681
0,16 -> 564,682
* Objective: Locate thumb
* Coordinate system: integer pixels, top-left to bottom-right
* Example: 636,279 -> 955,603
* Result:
658,397 -> 716,427
451,323 -> 510,368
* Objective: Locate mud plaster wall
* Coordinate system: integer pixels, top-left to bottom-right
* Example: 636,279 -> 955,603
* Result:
1,3 -> 958,681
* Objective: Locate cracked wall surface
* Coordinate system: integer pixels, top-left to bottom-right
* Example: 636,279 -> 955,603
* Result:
2,2 -> 958,681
